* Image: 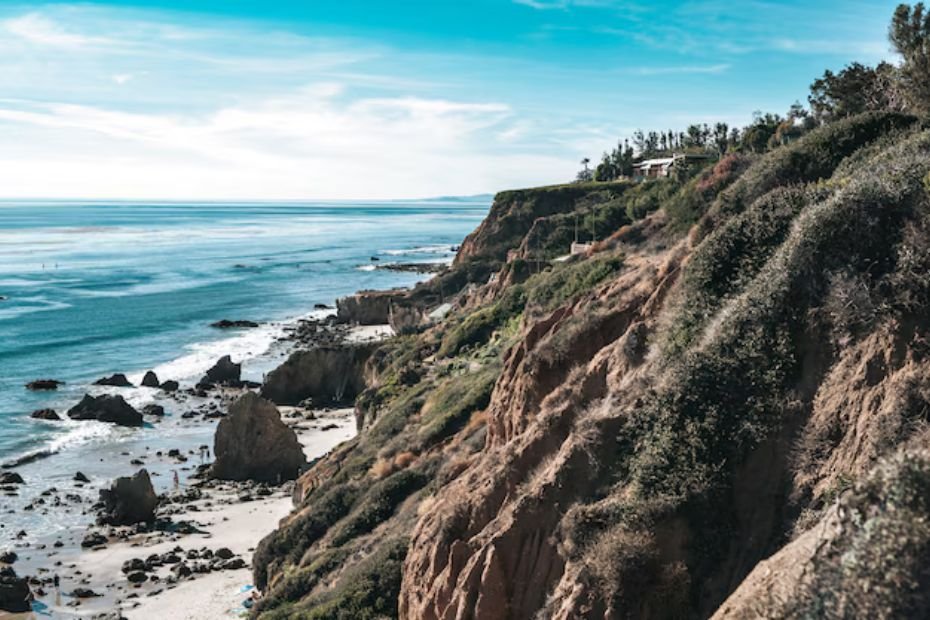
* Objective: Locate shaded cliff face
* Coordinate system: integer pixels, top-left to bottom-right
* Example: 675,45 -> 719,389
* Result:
253,112 -> 930,619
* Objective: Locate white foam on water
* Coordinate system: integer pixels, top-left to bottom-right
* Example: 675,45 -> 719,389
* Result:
381,244 -> 456,256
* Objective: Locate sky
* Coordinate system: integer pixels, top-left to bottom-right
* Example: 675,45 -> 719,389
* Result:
0,0 -> 905,200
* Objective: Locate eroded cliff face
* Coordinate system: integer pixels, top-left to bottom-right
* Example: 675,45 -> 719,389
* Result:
253,112 -> 930,619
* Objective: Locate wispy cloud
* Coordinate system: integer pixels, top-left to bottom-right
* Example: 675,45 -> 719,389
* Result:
631,63 -> 731,76
2,12 -> 115,48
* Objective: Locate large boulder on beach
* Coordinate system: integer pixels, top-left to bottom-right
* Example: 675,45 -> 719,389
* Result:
260,344 -> 376,406
25,379 -> 62,391
0,567 -> 30,613
199,355 -> 241,387
98,469 -> 158,526
211,393 -> 307,483
141,371 -> 160,388
67,394 -> 143,427
160,380 -> 179,392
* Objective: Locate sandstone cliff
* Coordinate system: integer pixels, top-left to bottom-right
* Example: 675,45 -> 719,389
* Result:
252,111 -> 930,619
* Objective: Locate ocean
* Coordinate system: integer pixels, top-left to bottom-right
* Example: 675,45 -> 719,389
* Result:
0,200 -> 487,545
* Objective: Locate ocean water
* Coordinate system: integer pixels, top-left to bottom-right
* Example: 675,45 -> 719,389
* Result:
0,200 -> 487,543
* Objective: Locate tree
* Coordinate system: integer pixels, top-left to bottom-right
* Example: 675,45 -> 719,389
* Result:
713,122 -> 729,155
809,62 -> 897,121
890,3 -> 930,114
594,152 -> 615,182
576,157 -> 593,182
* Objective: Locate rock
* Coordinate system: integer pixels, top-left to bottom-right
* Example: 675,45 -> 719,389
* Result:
98,469 -> 158,526
170,563 -> 191,578
74,472 -> 90,483
142,404 -> 165,417
219,557 -> 246,570
159,380 -> 179,392
199,356 -> 241,387
126,571 -> 147,584
94,373 -> 133,387
0,551 -> 16,564
141,371 -> 160,388
0,567 -> 30,612
122,558 -> 145,574
313,303 -> 332,310
215,547 -> 234,560
0,473 -> 23,485
71,587 -> 101,598
211,393 -> 307,483
260,344 -> 376,406
25,379 -> 63,391
67,394 -> 143,427
81,532 -> 107,548
210,320 -> 260,329
336,289 -> 407,325
30,408 -> 60,421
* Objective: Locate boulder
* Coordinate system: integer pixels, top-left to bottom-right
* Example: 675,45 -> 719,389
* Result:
67,394 -> 143,427
98,469 -> 158,525
142,404 -> 165,417
30,409 -> 60,421
0,473 -> 23,485
0,551 -> 16,564
199,356 -> 241,387
25,379 -> 62,391
210,319 -> 259,329
160,380 -> 180,392
80,532 -> 107,548
260,344 -> 376,406
211,393 -> 307,483
94,373 -> 133,387
0,567 -> 30,613
141,371 -> 160,388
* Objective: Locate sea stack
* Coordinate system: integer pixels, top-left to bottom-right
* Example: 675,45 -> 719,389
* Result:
211,392 -> 307,483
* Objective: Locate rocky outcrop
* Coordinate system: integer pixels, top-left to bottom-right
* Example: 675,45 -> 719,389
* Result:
98,469 -> 158,525
67,394 -> 143,427
199,355 -> 241,387
0,473 -> 23,485
25,379 -> 62,391
260,343 -> 376,406
160,380 -> 179,392
30,409 -> 60,421
211,392 -> 307,483
336,289 -> 406,325
94,373 -> 133,387
0,567 -> 30,613
141,371 -> 160,387
211,319 -> 260,328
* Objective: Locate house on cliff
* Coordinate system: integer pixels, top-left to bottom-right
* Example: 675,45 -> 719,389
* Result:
633,152 -> 714,179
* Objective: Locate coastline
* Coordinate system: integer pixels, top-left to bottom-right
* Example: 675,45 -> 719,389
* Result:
0,282 -> 415,618
5,408 -> 357,619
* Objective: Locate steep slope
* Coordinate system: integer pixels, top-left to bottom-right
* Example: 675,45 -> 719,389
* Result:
253,112 -> 930,619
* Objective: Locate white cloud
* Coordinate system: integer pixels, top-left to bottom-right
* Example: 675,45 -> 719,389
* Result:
2,13 -> 113,48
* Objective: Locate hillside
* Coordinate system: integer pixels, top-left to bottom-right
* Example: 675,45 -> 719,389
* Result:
249,110 -> 930,619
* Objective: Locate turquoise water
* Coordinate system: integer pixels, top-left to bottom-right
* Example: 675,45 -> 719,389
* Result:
0,200 -> 488,463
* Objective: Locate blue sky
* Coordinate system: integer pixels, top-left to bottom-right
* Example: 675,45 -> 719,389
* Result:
0,0 -> 902,199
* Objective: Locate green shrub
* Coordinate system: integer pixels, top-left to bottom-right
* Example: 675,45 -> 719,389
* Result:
330,470 -> 429,547
260,538 -> 409,620
418,365 -> 498,447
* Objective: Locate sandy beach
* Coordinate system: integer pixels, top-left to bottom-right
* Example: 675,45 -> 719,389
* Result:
2,407 -> 356,620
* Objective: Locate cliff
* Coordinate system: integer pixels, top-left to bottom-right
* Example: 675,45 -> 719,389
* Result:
252,111 -> 930,619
